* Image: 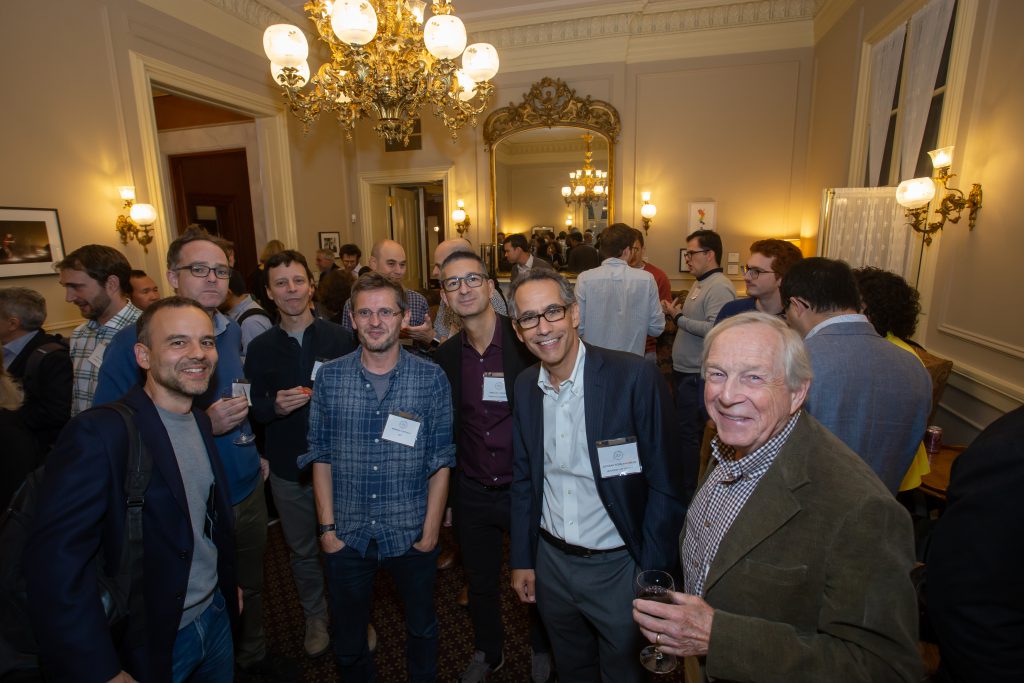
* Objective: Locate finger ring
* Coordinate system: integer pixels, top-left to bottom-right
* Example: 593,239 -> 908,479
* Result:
656,633 -> 662,645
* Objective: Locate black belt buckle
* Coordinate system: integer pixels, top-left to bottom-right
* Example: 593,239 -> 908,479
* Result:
539,529 -> 622,558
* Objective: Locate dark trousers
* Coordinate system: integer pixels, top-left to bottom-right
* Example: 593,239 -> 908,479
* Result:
456,474 -> 550,663
672,370 -> 703,493
233,482 -> 268,667
324,540 -> 440,682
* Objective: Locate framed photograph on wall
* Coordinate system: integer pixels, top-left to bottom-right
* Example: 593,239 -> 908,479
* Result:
688,201 -> 717,232
679,248 -> 690,273
318,231 -> 341,257
0,207 -> 65,279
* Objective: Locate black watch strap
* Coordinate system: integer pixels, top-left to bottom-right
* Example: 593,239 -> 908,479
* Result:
317,523 -> 336,536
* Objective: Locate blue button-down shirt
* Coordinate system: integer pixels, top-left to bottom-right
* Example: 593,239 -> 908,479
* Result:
299,347 -> 455,557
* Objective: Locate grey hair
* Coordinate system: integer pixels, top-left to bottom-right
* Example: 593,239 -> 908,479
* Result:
0,287 -> 47,331
701,311 -> 812,392
507,270 -> 576,320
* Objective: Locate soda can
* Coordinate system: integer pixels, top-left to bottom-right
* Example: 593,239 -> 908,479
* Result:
924,426 -> 943,460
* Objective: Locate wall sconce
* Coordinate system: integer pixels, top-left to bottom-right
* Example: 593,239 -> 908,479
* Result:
640,191 -> 657,235
115,186 -> 157,253
451,198 -> 470,237
895,146 -> 982,246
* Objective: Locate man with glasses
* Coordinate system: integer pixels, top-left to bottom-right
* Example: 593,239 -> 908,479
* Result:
430,238 -> 507,343
508,270 -> 686,682
93,227 -> 286,679
301,272 -> 454,682
434,251 -> 553,682
661,229 -> 735,493
575,223 -> 664,357
715,239 -> 803,324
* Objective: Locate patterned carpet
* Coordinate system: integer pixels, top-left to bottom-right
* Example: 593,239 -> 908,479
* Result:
262,523 -> 684,681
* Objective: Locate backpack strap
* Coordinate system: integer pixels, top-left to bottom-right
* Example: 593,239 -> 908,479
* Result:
22,339 -> 68,381
237,306 -> 271,327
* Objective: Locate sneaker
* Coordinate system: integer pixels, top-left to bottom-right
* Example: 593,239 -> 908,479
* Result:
531,651 -> 554,683
367,623 -> 378,653
304,615 -> 330,658
459,650 -> 504,682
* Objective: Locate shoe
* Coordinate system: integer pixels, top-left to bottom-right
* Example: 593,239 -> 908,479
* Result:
531,651 -> 554,683
367,623 -> 378,653
304,615 -> 330,658
459,650 -> 504,682
456,584 -> 469,607
236,652 -> 300,681
437,547 -> 458,570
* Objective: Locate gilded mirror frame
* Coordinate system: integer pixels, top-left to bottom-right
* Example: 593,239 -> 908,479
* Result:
483,78 -> 621,271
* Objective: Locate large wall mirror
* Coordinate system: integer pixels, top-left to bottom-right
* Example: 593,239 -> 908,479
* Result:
484,78 -> 620,274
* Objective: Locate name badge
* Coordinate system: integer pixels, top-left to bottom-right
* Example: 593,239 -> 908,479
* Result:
482,373 -> 507,402
596,437 -> 642,478
231,380 -> 252,406
311,360 -> 324,382
87,342 -> 109,368
383,412 -> 421,447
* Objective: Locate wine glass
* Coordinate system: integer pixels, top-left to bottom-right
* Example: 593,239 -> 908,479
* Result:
636,569 -> 678,674
222,379 -> 256,446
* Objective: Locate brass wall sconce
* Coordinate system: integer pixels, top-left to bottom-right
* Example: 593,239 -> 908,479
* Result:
451,198 -> 470,237
640,191 -> 657,234
895,146 -> 982,246
115,186 -> 157,253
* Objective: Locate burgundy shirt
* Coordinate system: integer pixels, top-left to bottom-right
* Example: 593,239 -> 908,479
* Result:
459,321 -> 514,486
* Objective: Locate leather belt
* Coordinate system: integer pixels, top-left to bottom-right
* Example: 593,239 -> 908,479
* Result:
539,529 -> 626,558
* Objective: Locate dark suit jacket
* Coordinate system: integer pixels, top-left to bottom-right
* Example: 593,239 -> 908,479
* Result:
690,413 -> 921,682
435,314 -> 536,476
510,343 -> 686,573
509,255 -> 555,283
926,406 -> 1024,683
7,330 -> 72,455
24,385 -> 238,683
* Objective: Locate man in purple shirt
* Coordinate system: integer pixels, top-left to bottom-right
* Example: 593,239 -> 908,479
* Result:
433,251 -> 552,683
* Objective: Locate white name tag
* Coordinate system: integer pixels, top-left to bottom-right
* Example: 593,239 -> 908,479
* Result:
87,342 -> 108,368
383,412 -> 421,447
596,437 -> 642,478
231,380 -> 252,406
482,373 -> 507,402
311,360 -> 324,382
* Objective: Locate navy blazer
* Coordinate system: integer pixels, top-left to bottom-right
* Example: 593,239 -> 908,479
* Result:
24,385 -> 237,683
510,343 -> 686,573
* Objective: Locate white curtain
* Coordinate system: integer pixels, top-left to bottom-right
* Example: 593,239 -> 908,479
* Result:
898,0 -> 955,181
868,25 -> 906,186
821,187 -> 917,283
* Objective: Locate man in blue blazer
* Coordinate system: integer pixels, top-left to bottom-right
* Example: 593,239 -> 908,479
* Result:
25,298 -> 238,683
508,270 -> 686,682
781,257 -> 931,492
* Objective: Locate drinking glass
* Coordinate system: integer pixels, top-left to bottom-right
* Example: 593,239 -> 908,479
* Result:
635,569 -> 678,674
223,379 -> 255,446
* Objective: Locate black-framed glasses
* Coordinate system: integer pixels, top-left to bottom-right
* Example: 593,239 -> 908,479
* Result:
742,265 -> 775,279
174,263 -> 232,279
683,249 -> 710,259
441,272 -> 486,292
354,308 -> 401,321
515,304 -> 569,330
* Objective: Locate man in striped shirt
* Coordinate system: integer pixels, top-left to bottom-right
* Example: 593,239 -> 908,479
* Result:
56,244 -> 141,415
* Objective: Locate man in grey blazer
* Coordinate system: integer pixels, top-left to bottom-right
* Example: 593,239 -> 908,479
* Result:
781,257 -> 932,491
504,233 -> 555,283
633,312 -> 921,682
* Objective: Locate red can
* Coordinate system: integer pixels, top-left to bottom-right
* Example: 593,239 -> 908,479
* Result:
924,426 -> 943,456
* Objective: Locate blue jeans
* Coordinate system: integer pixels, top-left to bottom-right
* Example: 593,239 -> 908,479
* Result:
324,539 -> 440,682
171,591 -> 234,683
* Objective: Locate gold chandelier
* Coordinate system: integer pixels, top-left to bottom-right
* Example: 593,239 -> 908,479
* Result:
263,0 -> 499,146
560,133 -> 607,207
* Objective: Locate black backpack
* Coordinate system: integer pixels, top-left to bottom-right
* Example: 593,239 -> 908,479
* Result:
0,401 -> 152,679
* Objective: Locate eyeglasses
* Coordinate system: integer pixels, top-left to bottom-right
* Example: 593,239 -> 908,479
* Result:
174,263 -> 232,279
742,265 -> 775,280
683,249 -> 710,259
441,272 -> 486,292
515,304 -> 569,330
354,308 -> 401,321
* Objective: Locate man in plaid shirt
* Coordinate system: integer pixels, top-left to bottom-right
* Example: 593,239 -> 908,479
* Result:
56,245 -> 141,415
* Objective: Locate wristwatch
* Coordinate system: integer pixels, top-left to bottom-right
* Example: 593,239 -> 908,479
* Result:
317,523 -> 336,537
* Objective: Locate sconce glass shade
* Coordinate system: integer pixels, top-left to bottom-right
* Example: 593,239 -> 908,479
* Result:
406,0 -> 426,23
455,70 -> 477,102
896,177 -> 936,209
118,186 -> 136,202
272,61 -> 311,87
331,0 -> 379,46
263,24 -> 309,67
462,43 -> 499,81
451,208 -> 467,223
928,146 -> 954,169
129,203 -> 157,226
424,14 -> 467,59
640,203 -> 658,220
640,191 -> 651,202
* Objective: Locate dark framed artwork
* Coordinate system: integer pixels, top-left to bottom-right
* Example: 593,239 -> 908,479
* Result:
318,231 -> 341,257
0,207 -> 66,278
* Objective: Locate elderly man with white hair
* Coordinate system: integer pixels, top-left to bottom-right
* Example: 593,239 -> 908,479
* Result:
633,311 -> 921,683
